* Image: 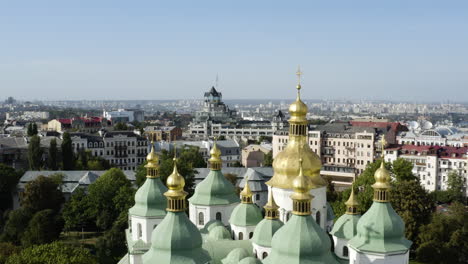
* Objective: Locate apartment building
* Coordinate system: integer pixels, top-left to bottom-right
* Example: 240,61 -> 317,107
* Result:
385,145 -> 468,196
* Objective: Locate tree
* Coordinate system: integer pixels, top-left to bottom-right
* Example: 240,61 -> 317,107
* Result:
27,136 -> 43,170
390,180 -> 434,244
20,209 -> 64,247
27,123 -> 33,137
61,132 -> 74,170
0,164 -> 21,212
391,158 -> 417,182
431,190 -> 452,204
416,202 -> 468,263
62,188 -> 94,232
20,175 -> 64,213
0,209 -> 32,245
0,242 -> 20,264
47,139 -> 58,170
263,151 -> 273,167
95,212 -> 128,264
87,168 -> 132,230
135,162 -> 147,187
31,123 -> 38,136
446,170 -> 465,203
114,122 -> 128,131
5,241 -> 97,264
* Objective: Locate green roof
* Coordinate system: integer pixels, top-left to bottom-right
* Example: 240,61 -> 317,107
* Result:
202,240 -> 253,264
252,218 -> 283,247
129,177 -> 167,217
221,248 -> 251,264
189,170 -> 240,206
348,202 -> 412,254
229,203 -> 263,227
239,257 -> 263,264
263,214 -> 340,264
330,214 -> 361,240
209,226 -> 232,241
143,211 -> 211,264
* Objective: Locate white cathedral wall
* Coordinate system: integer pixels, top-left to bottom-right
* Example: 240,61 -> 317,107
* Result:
130,215 -> 163,243
252,243 -> 271,260
349,247 -> 410,264
129,253 -> 142,264
189,203 -> 239,228
271,186 -> 327,229
230,224 -> 256,240
332,236 -> 350,259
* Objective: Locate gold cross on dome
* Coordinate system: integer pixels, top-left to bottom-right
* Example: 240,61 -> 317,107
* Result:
380,137 -> 387,157
296,66 -> 302,87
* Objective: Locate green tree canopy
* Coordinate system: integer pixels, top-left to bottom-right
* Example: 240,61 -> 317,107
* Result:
87,168 -> 132,230
27,136 -> 43,170
20,209 -> 64,247
6,241 -> 97,264
61,188 -> 94,232
20,175 -> 64,213
391,158 -> 417,181
263,151 -> 273,167
0,164 -> 21,212
61,132 -> 74,170
446,170 -> 465,203
47,139 -> 58,170
95,212 -> 128,264
0,242 -> 20,264
113,122 -> 128,131
0,209 -> 32,245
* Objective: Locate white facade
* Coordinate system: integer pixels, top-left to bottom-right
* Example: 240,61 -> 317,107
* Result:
271,186 -> 327,230
130,215 -> 163,243
332,237 -> 350,259
230,224 -> 257,240
189,203 -> 238,227
348,247 -> 410,264
252,244 -> 271,260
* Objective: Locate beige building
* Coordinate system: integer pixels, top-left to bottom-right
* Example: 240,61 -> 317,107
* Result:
241,144 -> 272,167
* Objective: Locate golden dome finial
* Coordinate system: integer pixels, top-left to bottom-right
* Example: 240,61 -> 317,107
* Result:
209,138 -> 222,170
145,140 -> 160,178
345,181 -> 359,214
296,65 -> 303,92
372,139 -> 391,202
380,137 -> 387,158
240,175 -> 253,204
164,155 -> 188,212
264,190 -> 280,219
291,158 -> 314,215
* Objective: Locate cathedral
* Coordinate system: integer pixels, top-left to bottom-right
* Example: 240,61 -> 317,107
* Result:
119,71 -> 412,264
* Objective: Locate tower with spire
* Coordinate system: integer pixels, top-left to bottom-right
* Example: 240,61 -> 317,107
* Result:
229,176 -> 263,240
251,191 -> 283,260
263,159 -> 340,264
142,157 -> 212,264
188,140 -> 240,227
266,67 -> 328,228
348,139 -> 412,263
126,142 -> 167,264
330,182 -> 361,260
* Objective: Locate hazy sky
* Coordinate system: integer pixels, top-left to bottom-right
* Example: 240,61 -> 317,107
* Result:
0,0 -> 467,102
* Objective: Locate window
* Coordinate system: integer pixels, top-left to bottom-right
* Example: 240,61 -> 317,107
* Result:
238,232 -> 243,240
316,211 -> 321,226
249,232 -> 253,239
343,246 -> 349,257
137,223 -> 142,239
216,212 -> 222,221
198,212 -> 204,226
262,252 -> 268,259
255,194 -> 260,201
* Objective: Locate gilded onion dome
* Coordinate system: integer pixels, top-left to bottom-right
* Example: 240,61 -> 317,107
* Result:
267,68 -> 325,189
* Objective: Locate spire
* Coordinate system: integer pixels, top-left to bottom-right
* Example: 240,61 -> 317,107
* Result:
240,175 -> 253,204
164,156 -> 188,212
145,140 -> 160,178
296,65 -> 302,97
208,138 -> 222,170
290,159 -> 314,215
372,138 -> 391,202
264,190 -> 279,220
345,182 -> 359,215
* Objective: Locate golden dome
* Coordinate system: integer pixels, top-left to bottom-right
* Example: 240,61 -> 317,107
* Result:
240,176 -> 253,203
290,159 -> 314,215
345,183 -> 359,207
288,87 -> 309,123
372,160 -> 391,190
166,158 -> 186,192
208,141 -> 222,170
210,141 -> 222,157
146,143 -> 159,164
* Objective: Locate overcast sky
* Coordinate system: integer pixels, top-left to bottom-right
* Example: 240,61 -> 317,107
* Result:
0,0 -> 467,102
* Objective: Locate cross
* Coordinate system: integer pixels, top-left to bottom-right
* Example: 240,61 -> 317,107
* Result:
380,137 -> 387,157
296,65 -> 302,88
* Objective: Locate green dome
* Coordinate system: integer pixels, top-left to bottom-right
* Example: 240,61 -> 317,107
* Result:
143,211 -> 211,264
189,170 -> 240,206
129,177 -> 167,217
252,218 -> 283,247
263,214 -> 339,264
229,203 -> 263,227
209,226 -> 232,240
239,257 -> 263,264
348,202 -> 412,253
330,214 -> 361,240
203,220 -> 225,233
221,248 -> 251,264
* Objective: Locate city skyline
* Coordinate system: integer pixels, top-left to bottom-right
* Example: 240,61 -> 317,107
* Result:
1,1 -> 467,101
